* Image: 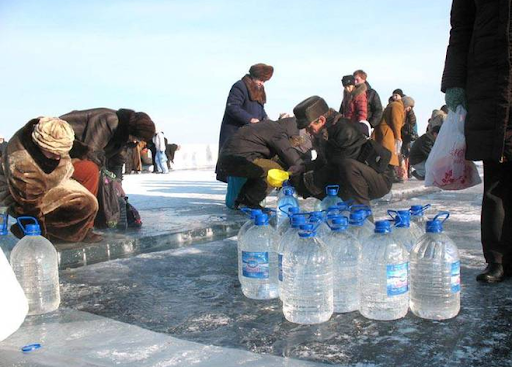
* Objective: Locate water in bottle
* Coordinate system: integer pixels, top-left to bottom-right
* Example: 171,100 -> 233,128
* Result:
410,212 -> 460,320
282,224 -> 333,324
277,206 -> 300,237
319,185 -> 344,211
324,216 -> 361,313
309,211 -> 330,240
410,204 -> 431,238
238,213 -> 279,300
347,210 -> 374,243
388,209 -> 422,252
277,214 -> 307,300
359,220 -> 409,320
10,217 -> 60,315
277,180 -> 298,201
276,187 -> 300,227
237,209 -> 262,278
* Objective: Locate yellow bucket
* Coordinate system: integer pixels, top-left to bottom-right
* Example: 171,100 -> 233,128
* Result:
267,169 -> 290,188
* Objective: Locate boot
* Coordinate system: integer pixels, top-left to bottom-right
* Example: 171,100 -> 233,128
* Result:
476,263 -> 505,283
82,228 -> 104,243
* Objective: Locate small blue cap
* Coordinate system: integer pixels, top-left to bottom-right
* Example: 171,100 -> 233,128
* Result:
288,207 -> 300,215
349,211 -> 365,226
283,187 -> 294,196
250,209 -> 263,219
299,223 -> 316,237
327,188 -> 337,196
254,213 -> 269,226
395,210 -> 411,228
291,215 -> 307,228
374,220 -> 392,233
410,205 -> 426,216
331,216 -> 349,231
21,343 -> 42,353
24,224 -> 41,236
426,220 -> 443,233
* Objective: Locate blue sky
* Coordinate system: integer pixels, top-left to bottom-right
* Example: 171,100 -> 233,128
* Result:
0,0 -> 452,143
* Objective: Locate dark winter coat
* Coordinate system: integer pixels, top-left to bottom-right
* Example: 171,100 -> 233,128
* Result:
60,108 -> 132,166
219,117 -> 302,169
401,109 -> 418,145
365,82 -> 383,128
409,131 -> 436,166
441,0 -> 512,162
218,79 -> 268,151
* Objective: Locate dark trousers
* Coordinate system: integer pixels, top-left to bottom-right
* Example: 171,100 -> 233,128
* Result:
481,160 -> 512,265
217,155 -> 282,205
312,159 -> 393,206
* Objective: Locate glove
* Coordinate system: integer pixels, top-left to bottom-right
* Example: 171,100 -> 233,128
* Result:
394,139 -> 402,155
288,164 -> 306,176
445,87 -> 467,112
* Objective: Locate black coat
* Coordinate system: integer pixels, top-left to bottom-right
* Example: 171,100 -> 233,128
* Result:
441,0 -> 512,161
218,79 -> 268,151
366,82 -> 383,128
61,108 -> 131,166
409,132 -> 436,166
220,117 -> 302,169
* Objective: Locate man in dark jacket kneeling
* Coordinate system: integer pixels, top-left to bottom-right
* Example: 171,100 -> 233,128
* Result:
409,125 -> 440,180
291,96 -> 393,207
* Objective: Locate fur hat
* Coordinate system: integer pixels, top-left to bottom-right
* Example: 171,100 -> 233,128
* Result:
293,96 -> 329,130
249,63 -> 274,81
341,75 -> 355,87
392,88 -> 404,97
129,112 -> 156,142
32,117 -> 75,155
402,96 -> 415,108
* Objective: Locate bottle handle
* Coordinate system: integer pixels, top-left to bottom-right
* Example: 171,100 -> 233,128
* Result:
325,184 -> 340,194
432,211 -> 449,224
16,216 -> 38,235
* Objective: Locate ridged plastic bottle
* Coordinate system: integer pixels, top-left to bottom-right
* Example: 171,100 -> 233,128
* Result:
324,216 -> 361,313
277,214 -> 307,300
359,220 -> 409,320
410,204 -> 430,238
308,211 -> 330,240
277,207 -> 300,237
410,213 -> 460,320
282,224 -> 333,324
276,187 -> 300,227
237,209 -> 262,279
388,210 -> 422,252
347,211 -> 374,243
319,185 -> 344,211
238,213 -> 279,299
10,217 -> 60,315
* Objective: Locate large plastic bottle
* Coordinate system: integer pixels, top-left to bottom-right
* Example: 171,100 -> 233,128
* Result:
409,204 -> 431,238
324,216 -> 361,313
319,185 -> 344,211
276,187 -> 300,227
359,220 -> 409,320
10,217 -> 60,315
410,212 -> 460,320
277,214 -> 307,300
282,224 -> 333,324
277,207 -> 300,237
388,210 -> 422,253
277,180 -> 298,201
308,211 -> 330,240
0,230 -> 28,342
237,209 -> 262,279
347,210 -> 374,243
238,213 -> 279,300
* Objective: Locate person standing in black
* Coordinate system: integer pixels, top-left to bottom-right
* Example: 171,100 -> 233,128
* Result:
442,0 -> 512,283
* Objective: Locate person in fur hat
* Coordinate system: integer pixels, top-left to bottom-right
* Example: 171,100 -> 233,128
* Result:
0,117 -> 101,243
339,75 -> 370,136
216,63 -> 274,182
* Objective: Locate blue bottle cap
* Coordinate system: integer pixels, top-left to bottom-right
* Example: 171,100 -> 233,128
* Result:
395,210 -> 411,228
24,224 -> 41,236
291,214 -> 306,228
410,204 -> 431,216
325,185 -> 339,196
254,213 -> 269,226
299,223 -> 316,237
331,216 -> 349,231
288,207 -> 300,215
21,343 -> 42,353
283,187 -> 294,196
426,220 -> 443,233
349,211 -> 365,226
310,211 -> 323,219
374,220 -> 392,233
250,209 -> 263,219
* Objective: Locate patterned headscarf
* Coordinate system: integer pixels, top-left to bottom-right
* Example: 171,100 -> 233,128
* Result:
31,117 -> 75,155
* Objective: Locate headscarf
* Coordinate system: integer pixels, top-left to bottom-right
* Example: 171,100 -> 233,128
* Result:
31,117 -> 75,155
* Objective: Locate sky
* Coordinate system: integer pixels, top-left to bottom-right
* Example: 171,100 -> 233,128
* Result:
0,0 -> 452,144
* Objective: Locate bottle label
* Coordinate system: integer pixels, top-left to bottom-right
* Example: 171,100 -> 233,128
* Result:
278,254 -> 283,281
386,263 -> 409,296
242,251 -> 269,279
451,260 -> 461,293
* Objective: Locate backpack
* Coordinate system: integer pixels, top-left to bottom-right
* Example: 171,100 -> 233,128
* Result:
125,198 -> 142,228
94,169 -> 121,229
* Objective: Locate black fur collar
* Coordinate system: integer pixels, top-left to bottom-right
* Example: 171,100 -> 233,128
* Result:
20,119 -> 60,174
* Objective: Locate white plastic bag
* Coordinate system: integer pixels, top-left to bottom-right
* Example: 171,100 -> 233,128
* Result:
425,106 -> 481,190
0,249 -> 28,342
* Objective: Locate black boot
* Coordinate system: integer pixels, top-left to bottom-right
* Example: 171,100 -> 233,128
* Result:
476,263 -> 505,283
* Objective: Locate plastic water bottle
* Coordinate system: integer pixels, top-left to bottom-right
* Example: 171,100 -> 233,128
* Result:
238,213 -> 279,300
10,217 -> 60,315
282,224 -> 333,324
324,216 -> 361,313
319,185 -> 344,211
277,180 -> 298,200
410,212 -> 460,320
237,209 -> 262,279
277,214 -> 307,300
359,220 -> 409,320
309,211 -> 330,240
0,229 -> 28,342
276,187 -> 300,227
388,210 -> 422,253
347,211 -> 374,243
410,204 -> 430,238
277,207 -> 300,237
